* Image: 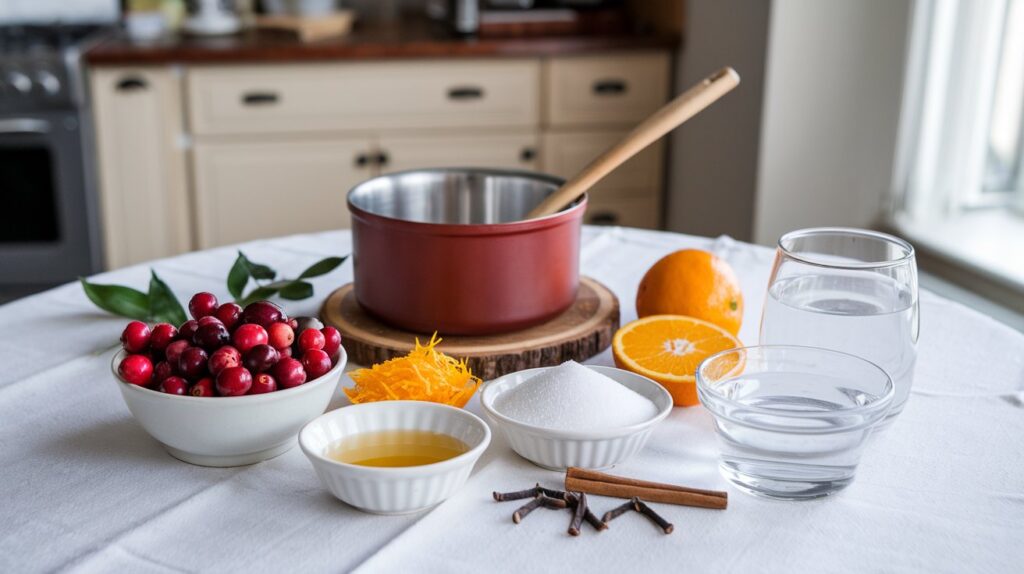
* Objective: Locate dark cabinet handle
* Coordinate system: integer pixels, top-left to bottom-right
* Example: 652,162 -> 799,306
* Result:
355,153 -> 369,167
520,147 -> 536,162
376,151 -> 390,166
589,211 -> 620,226
447,86 -> 484,100
116,76 -> 148,92
242,92 -> 279,105
593,79 -> 627,95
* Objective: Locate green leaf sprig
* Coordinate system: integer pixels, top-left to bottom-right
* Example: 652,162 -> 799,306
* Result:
80,252 -> 348,323
229,252 -> 347,307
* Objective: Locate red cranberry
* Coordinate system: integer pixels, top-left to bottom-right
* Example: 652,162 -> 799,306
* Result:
233,323 -> 268,353
288,318 -> 298,329
249,373 -> 277,394
153,361 -> 175,383
189,292 -> 219,319
178,319 -> 199,342
190,377 -> 216,397
272,357 -> 307,389
244,344 -> 280,373
267,322 -> 295,350
209,346 -> 242,376
216,366 -> 253,396
164,339 -> 191,366
279,346 -> 293,359
149,323 -> 178,353
302,349 -> 332,380
297,328 -> 325,352
194,322 -> 230,350
322,327 -> 342,357
118,354 -> 153,386
160,376 -> 189,395
178,347 -> 209,380
241,301 -> 286,328
215,303 -> 243,330
120,321 -> 151,353
197,315 -> 223,328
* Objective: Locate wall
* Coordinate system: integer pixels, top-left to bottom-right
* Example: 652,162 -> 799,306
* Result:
666,0 -> 771,241
752,0 -> 912,245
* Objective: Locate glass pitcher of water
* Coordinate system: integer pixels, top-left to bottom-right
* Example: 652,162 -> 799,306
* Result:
760,228 -> 919,426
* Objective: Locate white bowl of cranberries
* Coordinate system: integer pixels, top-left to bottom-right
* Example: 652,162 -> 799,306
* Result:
111,293 -> 347,467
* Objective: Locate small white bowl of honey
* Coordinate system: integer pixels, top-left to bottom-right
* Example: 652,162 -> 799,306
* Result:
299,400 -> 491,514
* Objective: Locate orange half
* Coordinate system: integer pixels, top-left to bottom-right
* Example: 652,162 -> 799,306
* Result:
612,314 -> 742,407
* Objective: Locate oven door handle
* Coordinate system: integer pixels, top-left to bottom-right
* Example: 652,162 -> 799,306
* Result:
0,119 -> 51,134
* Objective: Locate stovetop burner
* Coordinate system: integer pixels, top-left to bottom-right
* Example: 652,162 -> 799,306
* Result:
0,24 -> 108,54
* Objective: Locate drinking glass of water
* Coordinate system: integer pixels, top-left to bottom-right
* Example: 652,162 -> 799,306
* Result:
760,228 -> 919,426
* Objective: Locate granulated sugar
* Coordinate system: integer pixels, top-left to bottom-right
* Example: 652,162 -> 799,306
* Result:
494,361 -> 658,431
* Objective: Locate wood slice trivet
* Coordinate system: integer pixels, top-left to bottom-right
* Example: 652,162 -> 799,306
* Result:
319,277 -> 620,380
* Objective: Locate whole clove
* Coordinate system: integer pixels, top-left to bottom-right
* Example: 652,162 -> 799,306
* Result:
537,484 -> 567,499
601,500 -> 636,524
512,496 -> 544,524
565,492 -> 607,532
567,493 -> 587,536
493,486 -> 541,502
634,497 -> 674,534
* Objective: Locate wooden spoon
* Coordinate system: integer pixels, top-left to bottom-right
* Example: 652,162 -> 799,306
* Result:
526,66 -> 741,220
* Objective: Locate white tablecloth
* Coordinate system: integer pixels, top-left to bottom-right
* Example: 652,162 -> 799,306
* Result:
2,227 -> 1022,573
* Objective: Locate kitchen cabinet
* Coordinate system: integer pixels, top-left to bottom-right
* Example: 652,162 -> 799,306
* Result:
90,51 -> 672,265
193,137 -> 372,247
90,67 -> 191,268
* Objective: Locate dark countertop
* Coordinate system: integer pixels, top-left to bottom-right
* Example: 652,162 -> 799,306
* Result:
85,18 -> 679,65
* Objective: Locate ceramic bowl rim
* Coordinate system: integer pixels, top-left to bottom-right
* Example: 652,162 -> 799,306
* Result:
111,346 -> 347,405
480,365 -> 673,440
298,400 -> 492,478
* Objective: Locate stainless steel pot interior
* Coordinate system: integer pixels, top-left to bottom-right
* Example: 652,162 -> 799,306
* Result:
347,168 -> 575,225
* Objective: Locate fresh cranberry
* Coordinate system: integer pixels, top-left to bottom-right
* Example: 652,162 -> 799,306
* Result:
118,354 -> 153,386
190,377 -> 215,397
297,328 -> 325,352
267,322 -> 295,350
215,303 -> 243,330
149,323 -> 178,353
233,323 -> 268,353
249,373 -> 277,394
209,346 -> 242,376
153,361 -> 175,383
216,366 -> 253,396
197,315 -> 223,328
178,319 -> 200,342
244,344 -> 280,373
189,292 -> 219,319
322,327 -> 342,357
178,347 -> 209,379
194,322 -> 230,350
279,346 -> 293,359
159,376 -> 189,395
241,301 -> 286,328
272,357 -> 307,389
120,321 -> 151,353
164,339 -> 191,366
302,349 -> 332,380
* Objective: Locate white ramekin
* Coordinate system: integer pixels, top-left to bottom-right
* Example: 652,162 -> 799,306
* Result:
111,347 -> 346,467
299,401 -> 491,514
480,365 -> 672,470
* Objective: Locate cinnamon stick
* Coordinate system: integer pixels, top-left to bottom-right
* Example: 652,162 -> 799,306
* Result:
564,476 -> 727,510
566,467 -> 728,501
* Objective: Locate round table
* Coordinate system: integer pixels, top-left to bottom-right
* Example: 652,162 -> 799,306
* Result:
2,227 -> 1021,573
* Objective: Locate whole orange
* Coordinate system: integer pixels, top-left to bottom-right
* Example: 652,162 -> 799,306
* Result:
635,249 -> 743,335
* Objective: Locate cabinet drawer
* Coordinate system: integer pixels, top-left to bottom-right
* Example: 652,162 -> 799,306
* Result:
545,52 -> 671,127
188,60 -> 540,135
192,138 -> 371,247
380,132 -> 539,173
585,196 -> 661,229
542,130 -> 662,198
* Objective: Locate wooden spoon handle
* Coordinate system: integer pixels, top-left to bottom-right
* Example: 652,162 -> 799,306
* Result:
526,66 -> 741,220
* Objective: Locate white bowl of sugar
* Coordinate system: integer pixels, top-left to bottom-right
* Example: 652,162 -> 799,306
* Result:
480,361 -> 673,470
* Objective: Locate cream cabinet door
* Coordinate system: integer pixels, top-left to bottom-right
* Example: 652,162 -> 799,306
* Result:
542,130 -> 663,197
90,67 -> 191,269
378,131 -> 540,173
192,138 -> 372,248
545,52 -> 671,128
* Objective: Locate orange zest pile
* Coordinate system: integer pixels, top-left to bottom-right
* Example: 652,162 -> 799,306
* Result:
344,334 -> 481,408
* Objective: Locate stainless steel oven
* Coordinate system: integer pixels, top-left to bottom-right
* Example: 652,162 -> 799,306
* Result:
0,111 -> 101,287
